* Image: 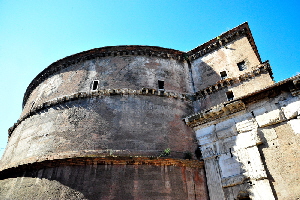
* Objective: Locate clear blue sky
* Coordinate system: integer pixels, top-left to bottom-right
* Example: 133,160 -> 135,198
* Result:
0,0 -> 299,158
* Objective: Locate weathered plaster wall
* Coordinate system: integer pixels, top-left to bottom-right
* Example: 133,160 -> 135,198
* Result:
0,163 -> 209,200
193,63 -> 274,112
2,95 -> 195,170
191,36 -> 262,92
186,87 -> 300,200
229,73 -> 274,99
22,55 -> 192,117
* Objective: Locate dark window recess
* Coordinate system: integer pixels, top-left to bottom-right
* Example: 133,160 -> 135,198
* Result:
30,102 -> 35,111
226,91 -> 234,101
237,61 -> 247,71
91,80 -> 99,90
220,71 -> 228,80
158,80 -> 164,90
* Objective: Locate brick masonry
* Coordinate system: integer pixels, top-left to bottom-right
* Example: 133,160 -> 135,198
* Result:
1,22 -> 299,200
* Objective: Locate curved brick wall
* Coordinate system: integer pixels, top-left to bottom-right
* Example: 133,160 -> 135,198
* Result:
2,46 -> 196,169
22,45 -> 185,109
0,46 -> 209,199
0,158 -> 208,200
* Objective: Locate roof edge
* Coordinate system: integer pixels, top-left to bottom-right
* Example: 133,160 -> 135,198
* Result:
187,22 -> 262,63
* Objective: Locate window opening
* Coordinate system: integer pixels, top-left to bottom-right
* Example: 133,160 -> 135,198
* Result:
30,101 -> 35,111
158,80 -> 164,90
226,91 -> 234,101
91,80 -> 99,90
237,61 -> 247,71
220,71 -> 227,80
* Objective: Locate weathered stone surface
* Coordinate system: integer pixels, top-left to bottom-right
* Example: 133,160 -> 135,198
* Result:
255,109 -> 286,127
215,119 -> 237,139
258,127 -> 278,141
195,125 -> 216,145
234,113 -> 257,133
219,153 -> 242,178
203,158 -> 225,200
250,179 -> 275,200
2,22 -> 300,200
279,95 -> 300,119
0,164 -> 209,200
289,119 -> 300,134
2,96 -> 196,170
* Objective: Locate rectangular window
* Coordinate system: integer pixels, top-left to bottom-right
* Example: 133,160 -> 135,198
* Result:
158,80 -> 164,90
91,80 -> 99,90
220,71 -> 228,80
226,91 -> 234,101
237,61 -> 247,71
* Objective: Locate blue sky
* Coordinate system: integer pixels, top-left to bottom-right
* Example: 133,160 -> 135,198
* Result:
0,0 -> 299,158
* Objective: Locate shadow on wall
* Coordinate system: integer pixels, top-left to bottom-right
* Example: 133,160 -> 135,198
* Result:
0,164 -> 208,200
190,60 -> 232,112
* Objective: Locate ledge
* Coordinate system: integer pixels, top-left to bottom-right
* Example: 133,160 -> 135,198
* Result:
184,100 -> 246,128
195,61 -> 273,99
0,156 -> 204,180
10,88 -> 194,137
184,74 -> 300,128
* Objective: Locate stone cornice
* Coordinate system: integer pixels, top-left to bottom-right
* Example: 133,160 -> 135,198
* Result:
195,61 -> 273,99
184,100 -> 246,128
187,22 -> 261,62
10,88 -> 194,137
0,156 -> 204,179
22,46 -> 185,109
184,73 -> 300,128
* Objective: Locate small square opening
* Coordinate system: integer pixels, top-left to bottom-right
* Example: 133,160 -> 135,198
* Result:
237,61 -> 247,71
158,80 -> 164,90
226,91 -> 234,101
220,71 -> 227,80
91,80 -> 99,90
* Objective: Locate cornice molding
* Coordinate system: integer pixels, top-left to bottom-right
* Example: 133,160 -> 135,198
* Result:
184,100 -> 246,128
187,22 -> 261,62
195,61 -> 272,99
0,156 -> 204,179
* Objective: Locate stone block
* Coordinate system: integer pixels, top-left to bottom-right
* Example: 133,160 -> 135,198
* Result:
234,130 -> 260,150
235,118 -> 258,133
236,146 -> 267,180
216,136 -> 236,154
200,143 -> 217,159
259,127 -> 278,141
288,119 -> 300,134
216,127 -> 237,140
195,125 -> 216,145
218,153 -> 242,178
280,97 -> 300,119
215,119 -> 237,139
255,109 -> 286,127
250,179 -> 275,200
221,174 -> 246,188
